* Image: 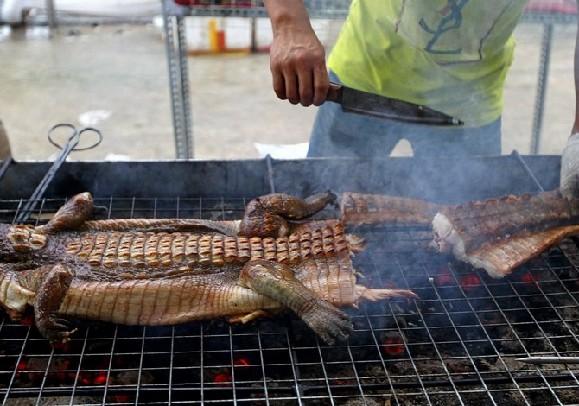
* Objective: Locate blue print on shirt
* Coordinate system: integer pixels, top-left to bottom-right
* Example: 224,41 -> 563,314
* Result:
419,0 -> 471,55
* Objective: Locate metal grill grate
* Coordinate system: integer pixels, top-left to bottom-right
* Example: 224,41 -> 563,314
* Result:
0,196 -> 578,405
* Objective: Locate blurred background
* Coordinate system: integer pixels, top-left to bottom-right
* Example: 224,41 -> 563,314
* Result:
0,0 -> 577,161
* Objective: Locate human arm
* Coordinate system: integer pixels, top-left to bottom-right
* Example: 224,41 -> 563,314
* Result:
560,3 -> 579,199
264,0 -> 329,106
574,1 -> 579,133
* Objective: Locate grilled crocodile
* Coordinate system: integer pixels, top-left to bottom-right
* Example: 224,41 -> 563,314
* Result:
457,225 -> 579,278
0,193 -> 416,345
339,191 -> 579,278
340,193 -> 442,226
432,191 -> 579,278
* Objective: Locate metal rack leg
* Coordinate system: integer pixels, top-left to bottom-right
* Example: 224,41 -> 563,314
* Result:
250,17 -> 258,53
177,16 -> 193,158
530,23 -> 554,155
162,0 -> 193,159
46,0 -> 57,30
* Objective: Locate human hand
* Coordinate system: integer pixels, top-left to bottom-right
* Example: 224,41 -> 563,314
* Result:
269,22 -> 329,107
560,133 -> 579,199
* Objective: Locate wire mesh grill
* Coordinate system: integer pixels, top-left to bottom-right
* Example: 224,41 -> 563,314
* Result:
0,196 -> 578,405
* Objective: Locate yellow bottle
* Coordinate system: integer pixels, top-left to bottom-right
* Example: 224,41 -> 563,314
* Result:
208,18 -> 219,53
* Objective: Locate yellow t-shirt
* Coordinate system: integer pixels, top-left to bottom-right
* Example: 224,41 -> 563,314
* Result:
328,0 -> 528,127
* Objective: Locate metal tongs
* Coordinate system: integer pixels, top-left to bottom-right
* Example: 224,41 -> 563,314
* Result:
326,83 -> 463,126
15,124 -> 102,224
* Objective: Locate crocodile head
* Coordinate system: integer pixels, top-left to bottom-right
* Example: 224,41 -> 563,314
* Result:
0,224 -> 48,262
0,223 -> 44,316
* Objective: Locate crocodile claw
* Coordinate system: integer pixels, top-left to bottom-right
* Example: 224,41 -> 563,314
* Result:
326,190 -> 339,209
37,316 -> 77,344
301,300 -> 353,345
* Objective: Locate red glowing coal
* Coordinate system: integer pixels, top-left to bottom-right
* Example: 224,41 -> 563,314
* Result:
382,334 -> 405,356
93,372 -> 108,385
213,371 -> 232,384
520,271 -> 538,284
79,373 -> 92,386
113,394 -> 130,403
19,314 -> 34,326
460,274 -> 481,290
52,342 -> 71,352
16,360 -> 27,372
234,357 -> 250,367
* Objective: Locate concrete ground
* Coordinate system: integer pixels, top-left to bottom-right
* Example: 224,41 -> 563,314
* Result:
0,21 -> 576,161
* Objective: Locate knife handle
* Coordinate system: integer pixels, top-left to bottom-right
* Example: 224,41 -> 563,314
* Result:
326,83 -> 343,103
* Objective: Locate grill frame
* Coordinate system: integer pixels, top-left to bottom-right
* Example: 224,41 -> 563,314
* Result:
0,155 -> 577,405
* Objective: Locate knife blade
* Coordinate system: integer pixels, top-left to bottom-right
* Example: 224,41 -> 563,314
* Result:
326,83 -> 463,126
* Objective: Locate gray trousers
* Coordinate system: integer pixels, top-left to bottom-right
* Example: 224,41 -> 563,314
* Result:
308,72 -> 501,158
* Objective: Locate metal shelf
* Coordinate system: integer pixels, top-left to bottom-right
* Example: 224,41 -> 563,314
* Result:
164,0 -> 351,18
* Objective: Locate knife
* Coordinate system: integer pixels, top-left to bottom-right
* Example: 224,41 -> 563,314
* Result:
326,83 -> 463,126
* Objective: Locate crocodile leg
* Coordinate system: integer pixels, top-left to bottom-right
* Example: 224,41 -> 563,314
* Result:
39,193 -> 94,233
255,192 -> 337,220
34,264 -> 77,344
239,259 -> 352,344
239,192 -> 337,237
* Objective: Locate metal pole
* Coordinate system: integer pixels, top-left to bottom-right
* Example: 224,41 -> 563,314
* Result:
530,23 -> 554,154
46,0 -> 57,30
250,17 -> 258,53
177,16 -> 193,158
162,0 -> 193,159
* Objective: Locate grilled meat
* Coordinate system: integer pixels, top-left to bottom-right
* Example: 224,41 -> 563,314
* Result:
340,193 -> 441,226
461,225 -> 579,278
0,193 -> 416,345
432,191 -> 579,254
339,191 -> 579,278
432,191 -> 579,278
